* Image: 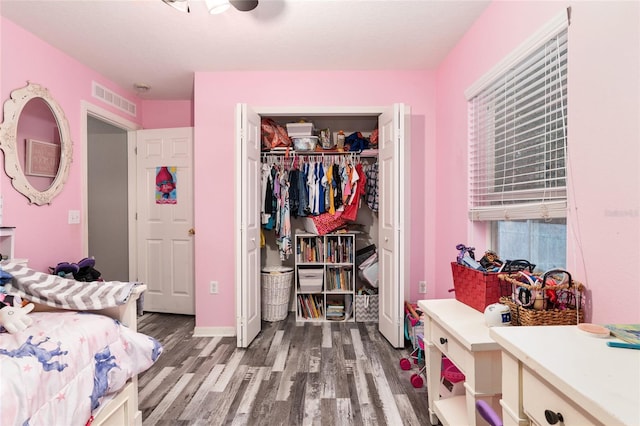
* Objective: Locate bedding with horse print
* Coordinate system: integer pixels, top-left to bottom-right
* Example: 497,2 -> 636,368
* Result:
0,311 -> 162,426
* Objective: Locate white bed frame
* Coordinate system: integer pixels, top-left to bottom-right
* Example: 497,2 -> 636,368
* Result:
33,284 -> 147,426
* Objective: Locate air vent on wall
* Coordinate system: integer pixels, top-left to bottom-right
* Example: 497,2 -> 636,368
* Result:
91,81 -> 137,117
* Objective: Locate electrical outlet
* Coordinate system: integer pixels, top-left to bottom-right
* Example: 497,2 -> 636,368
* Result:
209,281 -> 219,294
418,281 -> 427,294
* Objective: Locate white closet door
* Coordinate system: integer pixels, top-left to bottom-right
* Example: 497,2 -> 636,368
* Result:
378,103 -> 409,348
236,104 -> 262,348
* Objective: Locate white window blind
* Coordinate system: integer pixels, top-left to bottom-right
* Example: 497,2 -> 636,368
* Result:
467,16 -> 569,221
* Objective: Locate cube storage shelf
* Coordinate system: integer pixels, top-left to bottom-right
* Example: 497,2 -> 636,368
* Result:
295,232 -> 355,322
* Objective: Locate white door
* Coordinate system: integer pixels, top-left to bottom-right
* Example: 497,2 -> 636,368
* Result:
136,127 -> 195,315
236,104 -> 262,347
378,104 -> 410,348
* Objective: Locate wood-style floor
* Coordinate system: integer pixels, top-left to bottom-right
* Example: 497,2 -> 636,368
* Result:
137,313 -> 432,425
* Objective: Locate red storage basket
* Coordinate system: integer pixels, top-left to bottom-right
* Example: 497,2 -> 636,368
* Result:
450,262 -> 509,312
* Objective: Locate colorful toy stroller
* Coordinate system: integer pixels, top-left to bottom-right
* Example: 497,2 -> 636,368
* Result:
399,302 -> 466,390
399,302 -> 426,388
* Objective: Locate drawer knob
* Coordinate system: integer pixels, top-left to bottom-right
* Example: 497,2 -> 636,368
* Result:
439,337 -> 448,344
544,410 -> 564,424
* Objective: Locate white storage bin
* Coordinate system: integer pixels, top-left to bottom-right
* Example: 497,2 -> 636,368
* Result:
287,122 -> 314,137
293,136 -> 318,151
298,267 -> 323,292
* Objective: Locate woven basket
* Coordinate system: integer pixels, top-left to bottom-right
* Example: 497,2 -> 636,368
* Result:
450,262 -> 511,312
498,272 -> 584,326
261,266 -> 294,322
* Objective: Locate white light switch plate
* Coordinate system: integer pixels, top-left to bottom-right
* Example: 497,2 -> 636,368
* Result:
68,210 -> 81,224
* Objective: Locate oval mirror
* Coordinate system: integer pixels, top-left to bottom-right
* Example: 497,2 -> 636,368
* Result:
0,82 -> 72,205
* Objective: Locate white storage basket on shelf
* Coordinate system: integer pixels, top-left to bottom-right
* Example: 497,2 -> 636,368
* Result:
261,266 -> 294,321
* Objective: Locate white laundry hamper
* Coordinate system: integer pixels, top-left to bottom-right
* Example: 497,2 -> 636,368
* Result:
261,266 -> 294,321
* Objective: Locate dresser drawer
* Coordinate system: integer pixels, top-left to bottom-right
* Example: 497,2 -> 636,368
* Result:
522,368 -> 599,425
430,320 -> 469,374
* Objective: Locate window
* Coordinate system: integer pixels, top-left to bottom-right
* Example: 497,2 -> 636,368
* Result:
493,219 -> 566,272
466,12 -> 569,268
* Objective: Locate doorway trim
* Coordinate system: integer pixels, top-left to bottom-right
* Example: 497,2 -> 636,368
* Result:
81,101 -> 141,280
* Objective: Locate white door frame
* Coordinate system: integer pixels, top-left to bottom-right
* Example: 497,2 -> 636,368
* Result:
81,102 -> 141,280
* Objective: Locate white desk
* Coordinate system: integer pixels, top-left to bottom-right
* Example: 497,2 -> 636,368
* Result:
419,299 -> 502,426
491,325 -> 640,426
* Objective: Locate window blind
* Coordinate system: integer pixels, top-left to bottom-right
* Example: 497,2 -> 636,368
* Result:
467,20 -> 568,222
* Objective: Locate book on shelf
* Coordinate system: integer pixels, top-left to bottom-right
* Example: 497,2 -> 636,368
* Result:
298,294 -> 325,319
297,237 -> 323,263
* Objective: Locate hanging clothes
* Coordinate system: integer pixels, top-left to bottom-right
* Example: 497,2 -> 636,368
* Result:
326,161 -> 335,214
298,162 -> 309,217
261,164 -> 272,225
342,162 -> 366,221
332,163 -> 343,210
276,170 -> 292,260
288,168 -> 300,218
260,153 -> 375,259
317,162 -> 326,214
307,160 -> 319,215
364,162 -> 379,213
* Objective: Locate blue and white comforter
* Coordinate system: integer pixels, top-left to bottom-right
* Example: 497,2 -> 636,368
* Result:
0,311 -> 162,426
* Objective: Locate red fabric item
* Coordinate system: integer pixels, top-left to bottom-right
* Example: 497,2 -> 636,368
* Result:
341,163 -> 367,221
261,118 -> 291,150
308,211 -> 348,236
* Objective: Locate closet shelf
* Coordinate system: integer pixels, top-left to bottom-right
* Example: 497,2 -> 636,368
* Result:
262,149 -> 378,158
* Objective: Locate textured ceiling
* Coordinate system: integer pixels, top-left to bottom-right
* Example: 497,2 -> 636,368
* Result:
1,0 -> 490,99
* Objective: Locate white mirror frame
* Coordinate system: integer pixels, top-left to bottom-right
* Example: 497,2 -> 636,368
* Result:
0,82 -> 72,205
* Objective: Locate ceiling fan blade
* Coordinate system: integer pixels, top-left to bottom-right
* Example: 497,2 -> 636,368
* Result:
162,0 -> 190,13
229,0 -> 258,12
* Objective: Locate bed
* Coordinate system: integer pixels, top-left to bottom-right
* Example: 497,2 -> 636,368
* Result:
0,260 -> 161,426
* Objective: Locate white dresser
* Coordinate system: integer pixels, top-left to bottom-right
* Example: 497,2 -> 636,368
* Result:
418,299 -> 503,426
0,227 -> 28,265
490,325 -> 640,426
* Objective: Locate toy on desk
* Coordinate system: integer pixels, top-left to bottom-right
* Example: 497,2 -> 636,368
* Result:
479,250 -> 503,272
484,303 -> 512,327
455,244 -> 476,264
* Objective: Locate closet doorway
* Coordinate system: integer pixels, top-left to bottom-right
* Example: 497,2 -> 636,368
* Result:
236,104 -> 410,349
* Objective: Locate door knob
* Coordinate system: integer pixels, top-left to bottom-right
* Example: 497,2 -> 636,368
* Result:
188,228 -> 195,235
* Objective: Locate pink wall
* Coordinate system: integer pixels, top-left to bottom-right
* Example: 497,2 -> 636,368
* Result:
4,1 -> 638,328
435,1 -> 640,323
1,17 -> 143,272
141,99 -> 193,129
193,70 -> 435,328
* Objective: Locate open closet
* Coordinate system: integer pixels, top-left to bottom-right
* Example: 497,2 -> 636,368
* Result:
235,104 -> 411,349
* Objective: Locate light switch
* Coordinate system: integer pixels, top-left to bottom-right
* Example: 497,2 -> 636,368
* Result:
68,210 -> 81,224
